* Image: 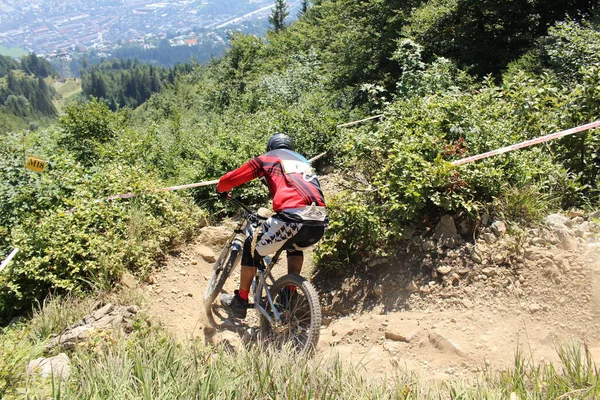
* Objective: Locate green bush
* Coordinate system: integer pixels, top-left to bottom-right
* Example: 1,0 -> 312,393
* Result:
544,19 -> 600,82
317,50 -> 598,267
58,98 -> 119,166
1,127 -> 206,321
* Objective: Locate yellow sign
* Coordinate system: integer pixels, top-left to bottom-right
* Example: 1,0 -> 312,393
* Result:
25,156 -> 46,173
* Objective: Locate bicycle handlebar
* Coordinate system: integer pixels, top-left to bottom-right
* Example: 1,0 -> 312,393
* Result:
227,195 -> 268,220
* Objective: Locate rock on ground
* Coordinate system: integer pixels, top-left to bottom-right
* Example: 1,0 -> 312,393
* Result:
27,353 -> 71,379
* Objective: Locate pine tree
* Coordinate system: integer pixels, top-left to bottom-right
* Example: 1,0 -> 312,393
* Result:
269,0 -> 289,33
299,0 -> 310,17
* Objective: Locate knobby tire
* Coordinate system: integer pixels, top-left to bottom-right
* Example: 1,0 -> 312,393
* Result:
259,274 -> 321,356
204,241 -> 240,327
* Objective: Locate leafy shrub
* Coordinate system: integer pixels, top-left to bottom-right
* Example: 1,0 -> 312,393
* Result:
58,98 -> 119,166
317,52 -> 598,267
543,19 -> 600,82
0,127 -> 206,321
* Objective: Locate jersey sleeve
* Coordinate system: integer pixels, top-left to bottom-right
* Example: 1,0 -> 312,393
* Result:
216,157 -> 264,192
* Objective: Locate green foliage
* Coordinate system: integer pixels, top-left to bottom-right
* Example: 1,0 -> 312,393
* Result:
1,0 -> 599,322
0,168 -> 205,321
0,71 -> 57,118
544,19 -> 600,82
80,59 -> 183,111
318,52 -> 598,265
392,39 -> 473,97
269,0 -> 290,33
0,294 -> 112,398
0,324 -> 43,398
552,65 -> 600,195
0,107 -> 28,133
298,0 -> 310,18
493,184 -> 555,226
316,192 -> 390,269
402,0 -> 596,77
20,53 -> 57,79
58,98 -> 118,165
501,342 -> 600,398
0,55 -> 19,77
0,126 -> 206,321
4,298 -> 598,399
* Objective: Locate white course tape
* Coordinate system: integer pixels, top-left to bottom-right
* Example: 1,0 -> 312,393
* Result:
451,120 -> 600,166
337,114 -> 383,128
0,248 -> 19,272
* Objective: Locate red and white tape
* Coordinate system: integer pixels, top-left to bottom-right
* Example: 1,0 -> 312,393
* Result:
68,120 -> 600,211
451,120 -> 600,166
99,179 -> 220,202
67,152 -> 329,212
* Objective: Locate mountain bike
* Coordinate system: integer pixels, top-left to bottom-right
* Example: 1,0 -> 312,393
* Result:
203,196 -> 321,355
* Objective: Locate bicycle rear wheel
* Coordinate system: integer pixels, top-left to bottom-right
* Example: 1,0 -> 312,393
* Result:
259,274 -> 321,356
204,240 -> 241,327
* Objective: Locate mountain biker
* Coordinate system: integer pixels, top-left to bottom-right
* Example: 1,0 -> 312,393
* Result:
216,132 -> 328,318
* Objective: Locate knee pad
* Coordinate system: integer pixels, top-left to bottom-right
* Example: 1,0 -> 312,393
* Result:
253,249 -> 264,268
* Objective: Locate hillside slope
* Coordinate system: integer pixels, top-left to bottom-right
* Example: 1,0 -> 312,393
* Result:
138,178 -> 600,382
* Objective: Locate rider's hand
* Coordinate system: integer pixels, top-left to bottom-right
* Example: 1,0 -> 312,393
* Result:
216,188 -> 229,200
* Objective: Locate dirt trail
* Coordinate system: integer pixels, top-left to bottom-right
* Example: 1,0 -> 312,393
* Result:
140,214 -> 600,382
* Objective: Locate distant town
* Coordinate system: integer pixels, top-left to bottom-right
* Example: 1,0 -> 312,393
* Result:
0,0 -> 299,61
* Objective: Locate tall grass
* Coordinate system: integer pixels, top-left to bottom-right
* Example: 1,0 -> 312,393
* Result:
3,294 -> 599,399
494,184 -> 556,226
0,292 -> 143,399
501,343 -> 600,399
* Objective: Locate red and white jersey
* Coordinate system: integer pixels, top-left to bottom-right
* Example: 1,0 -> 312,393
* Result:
217,149 -> 326,212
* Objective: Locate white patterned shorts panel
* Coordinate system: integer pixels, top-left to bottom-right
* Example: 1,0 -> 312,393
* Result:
254,217 -> 302,256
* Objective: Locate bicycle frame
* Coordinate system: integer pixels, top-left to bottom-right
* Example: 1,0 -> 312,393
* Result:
228,197 -> 286,325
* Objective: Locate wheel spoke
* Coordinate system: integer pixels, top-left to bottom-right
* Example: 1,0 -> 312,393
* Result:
259,274 -> 321,356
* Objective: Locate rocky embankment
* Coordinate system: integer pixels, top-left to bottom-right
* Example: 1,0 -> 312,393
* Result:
29,210 -> 600,382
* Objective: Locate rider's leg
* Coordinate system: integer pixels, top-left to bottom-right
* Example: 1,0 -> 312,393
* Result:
220,238 -> 255,318
239,265 -> 256,294
287,251 -> 303,275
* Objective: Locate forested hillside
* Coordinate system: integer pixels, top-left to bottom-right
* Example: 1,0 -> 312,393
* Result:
81,59 -> 193,110
1,0 -> 599,330
0,53 -> 59,131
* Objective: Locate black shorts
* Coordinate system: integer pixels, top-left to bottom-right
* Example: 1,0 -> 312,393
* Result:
241,216 -> 327,266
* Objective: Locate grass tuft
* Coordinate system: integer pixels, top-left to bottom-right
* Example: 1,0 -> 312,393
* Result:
2,295 -> 599,399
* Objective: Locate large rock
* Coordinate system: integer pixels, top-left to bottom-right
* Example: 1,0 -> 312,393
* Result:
482,232 -> 496,244
198,226 -> 231,248
428,332 -> 466,357
545,214 -> 572,229
196,245 -> 216,263
434,215 -> 457,239
491,221 -> 507,237
437,266 -> 452,275
434,215 -> 461,248
27,353 -> 71,380
44,304 -> 138,352
555,230 -> 578,251
544,214 -> 577,251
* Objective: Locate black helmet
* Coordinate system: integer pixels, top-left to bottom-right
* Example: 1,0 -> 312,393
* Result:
266,132 -> 293,152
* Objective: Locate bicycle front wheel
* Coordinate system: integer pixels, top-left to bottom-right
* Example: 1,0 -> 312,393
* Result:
259,274 -> 321,356
204,240 -> 241,327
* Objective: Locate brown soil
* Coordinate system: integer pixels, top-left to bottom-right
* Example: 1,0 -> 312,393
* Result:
137,182 -> 600,382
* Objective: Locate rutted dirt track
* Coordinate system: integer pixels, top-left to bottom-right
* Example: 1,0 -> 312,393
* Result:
141,214 -> 600,382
